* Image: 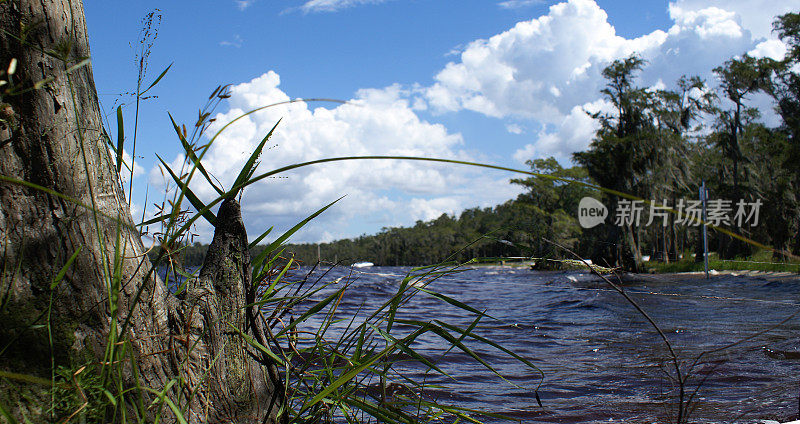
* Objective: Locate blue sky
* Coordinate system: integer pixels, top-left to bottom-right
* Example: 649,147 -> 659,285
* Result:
83,0 -> 798,245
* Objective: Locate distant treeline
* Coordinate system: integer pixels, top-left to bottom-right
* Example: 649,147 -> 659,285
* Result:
280,194 -> 593,266
150,13 -> 800,271
147,194 -> 589,267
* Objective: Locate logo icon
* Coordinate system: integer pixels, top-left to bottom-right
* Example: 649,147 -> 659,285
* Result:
578,197 -> 607,228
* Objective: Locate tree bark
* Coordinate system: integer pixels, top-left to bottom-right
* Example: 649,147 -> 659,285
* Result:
169,199 -> 284,423
0,1 -> 283,422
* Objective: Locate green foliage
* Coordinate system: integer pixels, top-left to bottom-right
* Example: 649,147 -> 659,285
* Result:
277,204 -> 528,266
48,364 -> 108,423
246,261 -> 543,423
762,13 -> 800,255
711,55 -> 771,202
566,28 -> 800,268
573,55 -> 655,270
511,157 -> 591,256
647,250 -> 800,273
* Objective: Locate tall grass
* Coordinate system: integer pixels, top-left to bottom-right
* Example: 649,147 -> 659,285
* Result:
146,83 -> 546,423
647,250 -> 800,273
0,32 -> 544,421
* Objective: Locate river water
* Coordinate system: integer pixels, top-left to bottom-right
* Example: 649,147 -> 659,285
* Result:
287,265 -> 800,424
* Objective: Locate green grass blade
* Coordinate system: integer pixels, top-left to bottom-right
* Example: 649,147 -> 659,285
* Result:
370,324 -> 452,379
249,226 -> 273,249
299,340 -> 400,415
50,246 -> 82,289
342,396 -> 413,424
230,119 -> 281,198
168,113 -> 224,196
256,196 -> 344,274
137,213 -> 172,228
387,274 -> 415,333
142,63 -> 172,94
65,58 -> 90,74
274,287 -> 344,338
396,319 -> 524,390
442,312 -> 483,359
417,287 -> 496,320
115,106 -> 124,174
353,325 -> 366,361
435,320 -> 541,374
253,247 -> 285,285
0,402 -> 18,424
227,323 -> 286,366
249,228 -> 275,279
156,155 -> 217,227
0,370 -> 54,386
412,399 -> 517,422
248,257 -> 293,307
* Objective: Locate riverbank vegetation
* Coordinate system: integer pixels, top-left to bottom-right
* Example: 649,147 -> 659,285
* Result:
646,250 -> 800,274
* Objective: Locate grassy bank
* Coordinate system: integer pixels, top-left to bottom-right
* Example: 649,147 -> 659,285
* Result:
646,250 -> 800,274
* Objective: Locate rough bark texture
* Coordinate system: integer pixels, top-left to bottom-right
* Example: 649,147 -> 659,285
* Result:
169,199 -> 284,423
0,1 -> 283,422
0,0 -> 169,378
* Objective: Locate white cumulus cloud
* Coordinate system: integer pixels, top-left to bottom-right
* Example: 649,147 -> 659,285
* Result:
150,72 -> 517,242
749,39 -> 788,60
426,0 -> 788,165
506,123 -> 524,134
425,0 -> 666,122
668,0 -> 800,41
513,99 -> 610,164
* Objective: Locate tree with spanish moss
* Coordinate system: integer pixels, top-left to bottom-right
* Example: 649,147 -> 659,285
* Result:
573,55 -> 652,271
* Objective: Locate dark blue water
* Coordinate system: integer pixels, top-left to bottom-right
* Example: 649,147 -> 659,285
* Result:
286,265 -> 800,424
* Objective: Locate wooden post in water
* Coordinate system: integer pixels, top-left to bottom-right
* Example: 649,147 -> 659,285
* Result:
700,180 -> 709,279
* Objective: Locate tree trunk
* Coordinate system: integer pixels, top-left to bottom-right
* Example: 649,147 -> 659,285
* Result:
623,224 -> 643,273
170,198 -> 284,423
0,1 -> 283,422
669,195 -> 677,262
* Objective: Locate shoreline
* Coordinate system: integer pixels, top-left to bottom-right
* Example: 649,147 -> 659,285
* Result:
623,269 -> 800,283
466,261 -> 800,281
